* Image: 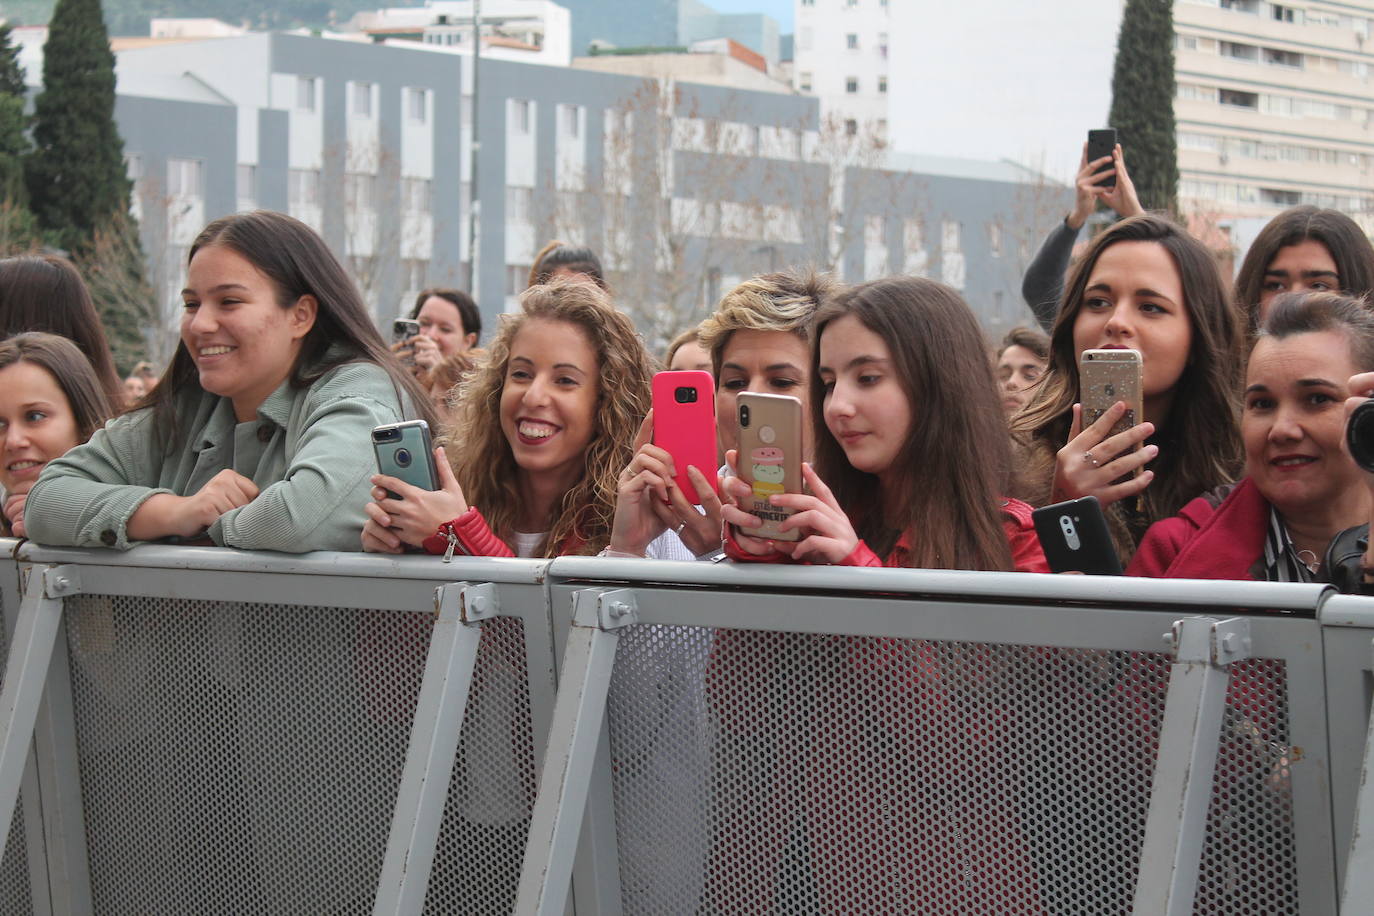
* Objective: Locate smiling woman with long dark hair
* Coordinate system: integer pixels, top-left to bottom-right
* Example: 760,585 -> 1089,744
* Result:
23,210 -> 435,551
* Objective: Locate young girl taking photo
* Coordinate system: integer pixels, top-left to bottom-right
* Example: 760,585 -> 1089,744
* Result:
362,278 -> 685,559
722,276 -> 1047,572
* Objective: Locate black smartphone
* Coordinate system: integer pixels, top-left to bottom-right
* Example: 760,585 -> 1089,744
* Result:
1032,496 -> 1123,575
372,420 -> 439,498
392,318 -> 420,367
1087,128 -> 1118,189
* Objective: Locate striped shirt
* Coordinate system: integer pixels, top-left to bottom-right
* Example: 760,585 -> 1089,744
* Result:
1263,507 -> 1317,583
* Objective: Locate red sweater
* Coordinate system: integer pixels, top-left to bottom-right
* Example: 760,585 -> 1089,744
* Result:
724,497 -> 1049,573
1126,479 -> 1265,580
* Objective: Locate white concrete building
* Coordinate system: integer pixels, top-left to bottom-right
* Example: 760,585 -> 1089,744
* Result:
791,0 -> 890,137
344,0 -> 573,67
1174,0 -> 1374,220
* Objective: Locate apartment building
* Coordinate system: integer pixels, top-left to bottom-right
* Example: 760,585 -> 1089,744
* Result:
791,0 -> 890,137
343,0 -> 573,67
1174,0 -> 1374,220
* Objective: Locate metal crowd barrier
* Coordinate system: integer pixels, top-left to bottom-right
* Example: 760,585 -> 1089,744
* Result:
0,539 -> 1373,914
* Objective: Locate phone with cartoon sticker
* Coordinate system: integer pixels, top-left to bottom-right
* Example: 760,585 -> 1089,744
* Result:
1079,348 -> 1143,473
735,392 -> 803,542
652,370 -> 718,504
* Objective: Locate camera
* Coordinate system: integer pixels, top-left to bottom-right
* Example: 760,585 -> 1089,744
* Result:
1348,399 -> 1374,472
674,386 -> 698,404
738,404 -> 750,428
394,448 -> 413,468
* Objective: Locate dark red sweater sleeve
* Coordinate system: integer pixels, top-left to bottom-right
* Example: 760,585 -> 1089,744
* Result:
422,507 -> 516,558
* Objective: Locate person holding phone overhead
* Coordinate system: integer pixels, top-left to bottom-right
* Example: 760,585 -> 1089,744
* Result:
361,278 -> 692,560
1021,135 -> 1145,331
23,210 -> 434,551
1010,214 -> 1245,566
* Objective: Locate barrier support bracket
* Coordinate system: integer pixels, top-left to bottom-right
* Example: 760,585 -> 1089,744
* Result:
1133,616 -> 1251,916
1339,637 -> 1374,909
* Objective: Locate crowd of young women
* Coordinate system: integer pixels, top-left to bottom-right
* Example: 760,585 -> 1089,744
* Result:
5,203 -> 1374,595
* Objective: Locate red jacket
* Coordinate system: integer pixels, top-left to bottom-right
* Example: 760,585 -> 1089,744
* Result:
724,496 -> 1050,573
420,507 -> 587,558
1127,479 -> 1264,580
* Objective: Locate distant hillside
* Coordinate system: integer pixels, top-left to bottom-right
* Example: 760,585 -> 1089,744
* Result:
0,0 -> 420,37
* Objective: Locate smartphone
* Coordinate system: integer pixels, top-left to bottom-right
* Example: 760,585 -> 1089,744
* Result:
1087,128 -> 1118,189
652,370 -> 718,504
372,420 -> 439,498
1032,496 -> 1123,575
392,318 -> 420,367
736,392 -> 803,542
1079,348 -> 1143,471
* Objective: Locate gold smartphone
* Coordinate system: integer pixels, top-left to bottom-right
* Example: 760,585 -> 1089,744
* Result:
736,392 -> 803,542
1079,348 -> 1143,470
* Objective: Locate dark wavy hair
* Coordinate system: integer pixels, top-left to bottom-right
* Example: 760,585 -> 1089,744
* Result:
1012,214 -> 1244,523
1234,206 -> 1374,330
811,277 -> 1015,571
410,287 -> 481,341
0,254 -> 124,409
1259,291 -> 1374,371
144,210 -> 437,444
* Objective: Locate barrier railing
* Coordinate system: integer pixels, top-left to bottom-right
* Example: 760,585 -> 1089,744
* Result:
0,540 -> 1371,914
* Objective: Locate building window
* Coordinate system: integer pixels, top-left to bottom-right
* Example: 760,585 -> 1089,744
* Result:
506,264 -> 532,296
801,0 -> 814,5
844,118 -> 858,136
799,71 -> 812,91
1264,47 -> 1303,68
511,99 -> 532,134
845,0 -> 858,7
878,76 -> 888,93
236,164 -> 256,206
407,87 -> 428,124
1220,88 -> 1259,109
288,169 -> 320,206
125,154 -> 142,181
845,76 -> 859,93
402,177 -> 432,213
988,221 -> 1002,257
167,158 -> 203,197
506,186 -> 533,222
401,258 -> 428,292
352,82 -> 373,118
345,172 -> 376,210
562,104 -> 580,138
846,33 -> 858,50
878,31 -> 888,57
296,75 -> 317,112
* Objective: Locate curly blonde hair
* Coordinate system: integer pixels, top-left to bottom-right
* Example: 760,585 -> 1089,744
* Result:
442,279 -> 653,556
697,271 -> 836,376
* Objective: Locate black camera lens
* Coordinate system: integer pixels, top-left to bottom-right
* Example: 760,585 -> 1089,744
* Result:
395,448 -> 412,468
1348,399 -> 1374,472
738,404 -> 750,428
674,387 -> 698,404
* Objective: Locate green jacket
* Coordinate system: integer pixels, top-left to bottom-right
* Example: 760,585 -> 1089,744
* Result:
25,361 -> 408,552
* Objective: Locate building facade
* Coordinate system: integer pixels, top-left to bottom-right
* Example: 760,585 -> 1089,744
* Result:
791,0 -> 889,137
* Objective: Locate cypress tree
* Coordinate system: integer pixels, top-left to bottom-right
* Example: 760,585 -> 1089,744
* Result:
1108,0 -> 1179,214
27,0 -> 154,369
0,23 -> 35,234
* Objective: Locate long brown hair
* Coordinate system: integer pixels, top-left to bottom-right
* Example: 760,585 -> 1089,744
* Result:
1012,214 -> 1243,522
0,332 -> 114,443
143,210 -> 437,445
0,255 -> 124,409
1234,206 -> 1374,330
443,278 -> 653,556
811,277 -> 1015,571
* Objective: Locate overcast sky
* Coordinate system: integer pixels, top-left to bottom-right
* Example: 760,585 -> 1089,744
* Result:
707,0 -> 793,31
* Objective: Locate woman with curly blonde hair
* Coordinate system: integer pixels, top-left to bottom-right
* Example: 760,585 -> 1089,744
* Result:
361,277 -> 688,558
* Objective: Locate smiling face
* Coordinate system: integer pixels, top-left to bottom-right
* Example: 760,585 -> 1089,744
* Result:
996,344 -> 1046,415
1072,240 -> 1193,401
498,317 -> 600,488
181,245 -> 318,421
716,329 -> 811,457
418,295 -> 477,355
1258,240 -> 1340,321
0,360 -> 81,496
1243,330 -> 1363,518
819,314 -> 912,486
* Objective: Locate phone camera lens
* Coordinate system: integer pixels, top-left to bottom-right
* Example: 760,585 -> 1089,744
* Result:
395,448 -> 412,468
675,387 -> 697,404
738,405 -> 750,428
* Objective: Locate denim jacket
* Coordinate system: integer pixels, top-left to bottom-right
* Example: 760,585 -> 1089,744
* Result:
24,361 -> 408,552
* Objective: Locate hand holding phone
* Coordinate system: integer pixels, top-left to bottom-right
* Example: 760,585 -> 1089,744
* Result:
392,318 -> 420,367
733,392 -> 802,542
1032,496 -> 1123,575
372,420 -> 439,497
1086,128 -> 1117,189
651,370 -> 718,504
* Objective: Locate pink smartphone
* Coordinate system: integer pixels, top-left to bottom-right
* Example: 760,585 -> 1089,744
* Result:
651,370 -> 718,504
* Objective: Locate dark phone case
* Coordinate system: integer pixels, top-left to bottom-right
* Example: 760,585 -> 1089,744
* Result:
372,421 -> 439,498
1087,128 -> 1117,189
1032,496 -> 1123,576
652,370 -> 718,504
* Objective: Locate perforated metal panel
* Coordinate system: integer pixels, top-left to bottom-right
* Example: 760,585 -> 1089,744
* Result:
423,616 -> 536,915
64,594 -> 432,914
603,626 -> 1299,916
0,578 -> 35,916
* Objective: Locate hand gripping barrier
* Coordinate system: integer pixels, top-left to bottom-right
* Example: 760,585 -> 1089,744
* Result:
0,540 -> 1372,914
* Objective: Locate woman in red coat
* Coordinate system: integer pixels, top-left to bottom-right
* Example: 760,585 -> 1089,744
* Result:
709,277 -> 1048,913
